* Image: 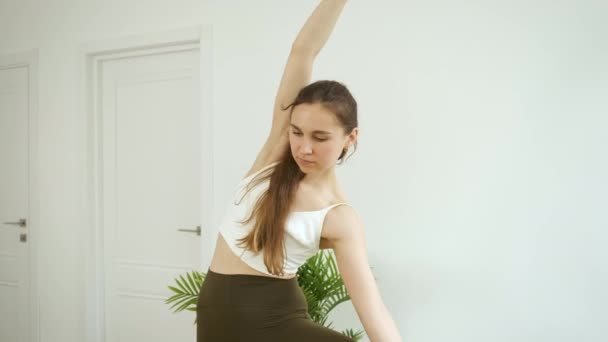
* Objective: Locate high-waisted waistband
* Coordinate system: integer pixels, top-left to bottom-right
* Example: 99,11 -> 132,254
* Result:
198,269 -> 307,309
197,269 -> 354,341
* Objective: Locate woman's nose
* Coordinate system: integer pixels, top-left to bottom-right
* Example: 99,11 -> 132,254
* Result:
300,141 -> 313,154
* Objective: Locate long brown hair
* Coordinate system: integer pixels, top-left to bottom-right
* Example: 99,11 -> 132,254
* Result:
235,80 -> 358,276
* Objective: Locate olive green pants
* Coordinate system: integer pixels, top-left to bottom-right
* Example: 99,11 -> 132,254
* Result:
197,269 -> 354,341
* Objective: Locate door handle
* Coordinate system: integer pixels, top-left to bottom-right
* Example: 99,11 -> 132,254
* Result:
178,225 -> 201,236
3,218 -> 27,228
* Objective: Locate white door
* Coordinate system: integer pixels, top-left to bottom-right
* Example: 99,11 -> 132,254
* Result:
0,66 -> 30,342
100,46 -> 202,342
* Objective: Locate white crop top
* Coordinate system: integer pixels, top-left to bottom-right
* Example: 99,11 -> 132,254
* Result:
218,162 -> 349,276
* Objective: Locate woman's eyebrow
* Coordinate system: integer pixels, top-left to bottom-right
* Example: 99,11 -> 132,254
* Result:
290,123 -> 332,135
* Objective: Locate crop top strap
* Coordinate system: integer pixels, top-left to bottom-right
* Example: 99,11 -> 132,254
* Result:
324,202 -> 352,211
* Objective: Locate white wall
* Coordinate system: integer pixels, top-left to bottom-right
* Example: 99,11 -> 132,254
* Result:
1,0 -> 607,341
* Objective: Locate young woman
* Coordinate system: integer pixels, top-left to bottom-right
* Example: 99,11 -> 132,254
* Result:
197,1 -> 402,341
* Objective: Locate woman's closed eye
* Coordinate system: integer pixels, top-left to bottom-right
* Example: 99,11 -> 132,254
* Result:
292,131 -> 328,141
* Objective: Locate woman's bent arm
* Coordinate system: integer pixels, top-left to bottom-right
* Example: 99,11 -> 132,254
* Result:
291,0 -> 348,56
272,0 -> 348,130
254,0 -> 348,170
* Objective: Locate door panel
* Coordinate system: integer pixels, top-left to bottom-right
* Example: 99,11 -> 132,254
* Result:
100,47 -> 201,342
0,66 -> 29,342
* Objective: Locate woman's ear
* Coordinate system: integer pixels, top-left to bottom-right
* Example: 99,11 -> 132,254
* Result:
349,127 -> 359,145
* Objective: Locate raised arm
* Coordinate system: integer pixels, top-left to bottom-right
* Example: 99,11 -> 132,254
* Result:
324,206 -> 403,342
273,0 -> 347,125
248,0 -> 348,174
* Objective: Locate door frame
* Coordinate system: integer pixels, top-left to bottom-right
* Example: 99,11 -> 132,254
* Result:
0,49 -> 41,342
77,26 -> 214,342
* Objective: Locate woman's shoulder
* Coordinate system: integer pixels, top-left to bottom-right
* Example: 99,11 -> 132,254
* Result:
320,201 -> 361,241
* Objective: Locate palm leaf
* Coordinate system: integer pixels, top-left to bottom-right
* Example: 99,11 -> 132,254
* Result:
342,328 -> 366,341
165,270 -> 205,324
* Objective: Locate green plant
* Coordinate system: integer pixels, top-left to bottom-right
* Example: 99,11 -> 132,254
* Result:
166,250 -> 365,341
296,250 -> 365,340
166,271 -> 205,321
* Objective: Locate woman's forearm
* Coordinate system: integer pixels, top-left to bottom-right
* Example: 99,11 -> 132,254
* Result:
361,303 -> 403,342
375,307 -> 403,341
291,0 -> 347,56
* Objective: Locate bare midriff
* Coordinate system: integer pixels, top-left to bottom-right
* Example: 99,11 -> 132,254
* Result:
208,234 -> 297,280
